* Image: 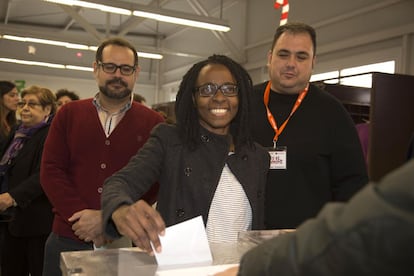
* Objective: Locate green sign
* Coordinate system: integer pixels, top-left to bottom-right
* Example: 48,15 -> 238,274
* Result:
14,80 -> 26,93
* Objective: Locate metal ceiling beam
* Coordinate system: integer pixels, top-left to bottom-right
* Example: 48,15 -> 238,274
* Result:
0,23 -> 204,58
3,0 -> 13,24
65,0 -> 230,31
187,0 -> 245,62
117,0 -> 171,36
58,4 -> 103,42
62,7 -> 82,31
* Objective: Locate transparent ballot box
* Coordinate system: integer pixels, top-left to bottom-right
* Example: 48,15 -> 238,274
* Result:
60,229 -> 294,276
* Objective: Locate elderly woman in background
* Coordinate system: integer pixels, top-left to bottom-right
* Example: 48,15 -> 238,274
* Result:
0,86 -> 56,276
0,81 -> 19,150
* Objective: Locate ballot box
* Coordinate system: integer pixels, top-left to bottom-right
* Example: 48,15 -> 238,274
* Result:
60,229 -> 294,276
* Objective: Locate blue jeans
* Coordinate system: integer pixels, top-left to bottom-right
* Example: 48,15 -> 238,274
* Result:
42,232 -> 93,276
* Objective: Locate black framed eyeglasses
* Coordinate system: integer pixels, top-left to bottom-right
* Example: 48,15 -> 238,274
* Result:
17,101 -> 42,108
98,62 -> 136,76
195,83 -> 238,97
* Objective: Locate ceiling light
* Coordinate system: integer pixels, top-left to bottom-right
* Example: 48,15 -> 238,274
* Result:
65,65 -> 93,71
0,57 -> 93,71
132,10 -> 230,32
137,52 -> 163,60
0,58 -> 66,69
43,0 -> 230,32
1,35 -> 163,60
3,35 -> 89,50
44,0 -> 131,15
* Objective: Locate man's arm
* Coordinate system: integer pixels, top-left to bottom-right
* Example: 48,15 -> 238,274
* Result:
40,109 -> 88,222
329,101 -> 369,201
237,160 -> 414,275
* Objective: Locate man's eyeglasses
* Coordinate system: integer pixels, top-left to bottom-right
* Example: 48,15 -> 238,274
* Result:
195,83 -> 238,97
17,101 -> 42,109
98,62 -> 136,76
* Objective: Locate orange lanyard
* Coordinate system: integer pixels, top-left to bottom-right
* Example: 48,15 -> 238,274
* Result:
263,81 -> 308,146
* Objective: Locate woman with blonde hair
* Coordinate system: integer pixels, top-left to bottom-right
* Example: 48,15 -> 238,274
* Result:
0,85 -> 56,276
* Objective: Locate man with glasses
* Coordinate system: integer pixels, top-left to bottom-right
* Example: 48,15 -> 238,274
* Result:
40,37 -> 164,276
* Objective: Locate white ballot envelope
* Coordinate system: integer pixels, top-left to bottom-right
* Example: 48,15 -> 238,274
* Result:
152,216 -> 213,269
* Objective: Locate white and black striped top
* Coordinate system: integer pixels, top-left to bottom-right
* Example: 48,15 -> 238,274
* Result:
206,161 -> 252,243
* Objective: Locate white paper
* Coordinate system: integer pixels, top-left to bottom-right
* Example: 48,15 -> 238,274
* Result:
156,264 -> 238,276
152,216 -> 213,268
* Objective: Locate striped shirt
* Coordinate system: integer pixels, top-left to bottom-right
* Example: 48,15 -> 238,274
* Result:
206,161 -> 252,243
93,93 -> 132,137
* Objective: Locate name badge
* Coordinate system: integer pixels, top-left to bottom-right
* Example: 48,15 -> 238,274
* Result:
268,146 -> 287,170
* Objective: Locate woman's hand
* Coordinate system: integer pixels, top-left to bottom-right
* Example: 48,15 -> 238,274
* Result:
112,200 -> 166,254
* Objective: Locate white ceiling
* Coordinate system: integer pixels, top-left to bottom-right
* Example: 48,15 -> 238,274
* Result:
1,0 -> 414,88
0,0 -> 247,82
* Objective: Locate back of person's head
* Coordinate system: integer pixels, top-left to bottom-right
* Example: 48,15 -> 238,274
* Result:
0,81 -> 16,98
21,86 -> 57,115
133,93 -> 146,104
95,37 -> 139,67
0,81 -> 18,136
56,89 -> 80,101
55,88 -> 80,110
175,54 -> 253,150
271,22 -> 317,56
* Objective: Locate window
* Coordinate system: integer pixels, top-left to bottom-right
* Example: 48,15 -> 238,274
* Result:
311,61 -> 395,88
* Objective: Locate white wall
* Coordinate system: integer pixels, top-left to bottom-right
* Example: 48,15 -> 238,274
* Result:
0,70 -> 159,106
1,0 -> 413,105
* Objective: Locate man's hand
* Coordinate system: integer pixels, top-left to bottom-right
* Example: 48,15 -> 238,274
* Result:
69,209 -> 103,243
0,193 -> 14,212
112,200 -> 165,254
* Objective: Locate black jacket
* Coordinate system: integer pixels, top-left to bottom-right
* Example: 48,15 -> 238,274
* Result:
103,123 -> 270,238
2,124 -> 53,236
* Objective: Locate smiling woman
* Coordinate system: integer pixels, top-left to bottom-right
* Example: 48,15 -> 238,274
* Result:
193,63 -> 239,136
0,85 -> 56,276
102,54 -> 270,255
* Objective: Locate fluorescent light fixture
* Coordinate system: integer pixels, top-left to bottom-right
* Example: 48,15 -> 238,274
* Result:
44,0 -> 131,15
0,58 -> 66,69
137,52 -> 163,60
43,0 -> 230,32
3,35 -> 90,50
65,65 -> 93,71
132,11 -> 230,32
0,35 -> 163,60
0,57 -> 93,71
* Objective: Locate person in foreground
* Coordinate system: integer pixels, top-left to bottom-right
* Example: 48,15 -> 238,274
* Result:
102,54 -> 270,253
216,158 -> 414,276
40,37 -> 163,276
250,22 -> 368,229
0,86 -> 56,276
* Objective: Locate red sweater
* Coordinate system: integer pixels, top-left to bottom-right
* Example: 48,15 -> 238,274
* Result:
41,99 -> 163,241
